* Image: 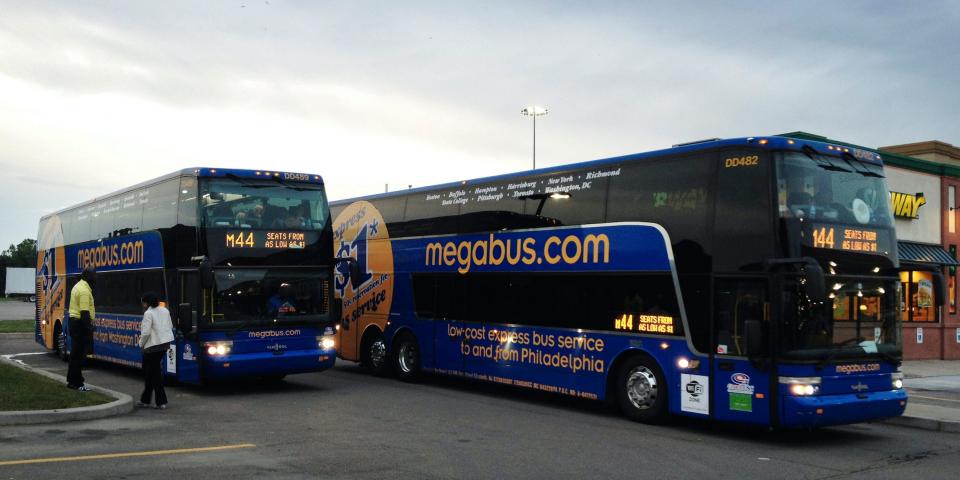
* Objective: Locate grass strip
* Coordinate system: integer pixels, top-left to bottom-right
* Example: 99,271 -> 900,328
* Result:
0,319 -> 35,333
0,362 -> 113,411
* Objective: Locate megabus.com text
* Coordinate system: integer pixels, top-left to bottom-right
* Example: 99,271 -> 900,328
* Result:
425,233 -> 610,274
77,241 -> 145,269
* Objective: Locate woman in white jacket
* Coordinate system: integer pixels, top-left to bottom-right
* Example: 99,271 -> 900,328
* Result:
137,292 -> 174,409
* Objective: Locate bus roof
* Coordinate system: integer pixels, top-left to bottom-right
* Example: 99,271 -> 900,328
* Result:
332,135 -> 885,205
41,167 -> 325,221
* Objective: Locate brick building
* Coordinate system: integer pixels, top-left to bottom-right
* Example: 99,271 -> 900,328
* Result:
881,140 -> 960,360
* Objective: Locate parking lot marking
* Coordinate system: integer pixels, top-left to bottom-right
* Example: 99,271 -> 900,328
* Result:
0,443 -> 256,466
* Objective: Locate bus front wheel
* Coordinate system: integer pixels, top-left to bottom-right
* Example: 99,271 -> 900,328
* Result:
54,322 -> 68,362
616,355 -> 667,423
392,332 -> 422,382
361,331 -> 390,376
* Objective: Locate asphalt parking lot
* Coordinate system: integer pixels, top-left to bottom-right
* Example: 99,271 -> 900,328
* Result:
1,333 -> 958,479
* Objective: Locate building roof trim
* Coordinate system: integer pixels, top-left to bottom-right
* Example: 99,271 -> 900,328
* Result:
880,140 -> 960,162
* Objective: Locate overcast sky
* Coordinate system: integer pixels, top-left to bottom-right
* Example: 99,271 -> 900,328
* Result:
1,1 -> 958,250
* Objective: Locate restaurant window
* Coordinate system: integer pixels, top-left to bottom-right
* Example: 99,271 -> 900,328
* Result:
950,274 -> 957,315
950,186 -> 956,233
951,244 -> 958,315
899,270 -> 936,322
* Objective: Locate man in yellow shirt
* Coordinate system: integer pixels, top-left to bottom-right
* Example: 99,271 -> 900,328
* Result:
67,267 -> 96,391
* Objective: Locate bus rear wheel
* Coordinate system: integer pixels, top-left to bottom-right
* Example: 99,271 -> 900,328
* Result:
54,322 -> 68,362
361,331 -> 390,376
392,332 -> 421,382
616,355 -> 667,423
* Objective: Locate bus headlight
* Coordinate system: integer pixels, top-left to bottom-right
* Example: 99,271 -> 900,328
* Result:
204,341 -> 232,356
780,376 -> 821,396
892,371 -> 904,390
318,336 -> 336,350
790,384 -> 818,396
676,357 -> 700,369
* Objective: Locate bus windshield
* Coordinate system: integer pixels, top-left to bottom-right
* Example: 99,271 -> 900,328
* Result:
781,276 -> 901,362
201,177 -> 329,230
211,268 -> 329,327
776,152 -> 893,228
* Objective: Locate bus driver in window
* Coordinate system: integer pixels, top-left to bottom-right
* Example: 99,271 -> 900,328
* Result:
235,202 -> 265,228
267,283 -> 299,316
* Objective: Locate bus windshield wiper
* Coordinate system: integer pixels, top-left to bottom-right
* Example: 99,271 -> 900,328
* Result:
875,349 -> 900,367
802,146 -> 853,172
840,153 -> 884,178
817,342 -> 898,370
816,347 -> 847,370
228,318 -> 254,337
841,153 -> 885,178
225,173 -> 269,189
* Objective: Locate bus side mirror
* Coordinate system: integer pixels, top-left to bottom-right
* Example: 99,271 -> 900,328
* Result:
178,303 -> 197,334
199,260 -> 214,289
804,261 -> 826,304
744,320 -> 765,356
334,297 -> 348,330
336,257 -> 362,289
349,261 -> 362,289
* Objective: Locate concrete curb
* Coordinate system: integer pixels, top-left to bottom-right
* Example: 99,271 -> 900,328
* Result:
880,415 -> 960,434
0,356 -> 133,426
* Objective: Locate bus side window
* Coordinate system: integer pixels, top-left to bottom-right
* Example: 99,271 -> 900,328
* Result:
412,275 -> 438,319
714,279 -> 767,356
437,276 -> 464,320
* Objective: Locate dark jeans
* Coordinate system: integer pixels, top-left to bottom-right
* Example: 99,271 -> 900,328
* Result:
67,333 -> 91,387
141,349 -> 168,406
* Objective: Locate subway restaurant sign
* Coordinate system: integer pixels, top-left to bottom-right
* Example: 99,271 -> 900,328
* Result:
890,191 -> 925,219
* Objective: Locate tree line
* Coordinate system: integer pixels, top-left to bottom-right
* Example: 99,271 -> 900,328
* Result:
1,239 -> 38,295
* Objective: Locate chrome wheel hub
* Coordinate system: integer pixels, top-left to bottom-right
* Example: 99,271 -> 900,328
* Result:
369,339 -> 387,368
626,366 -> 658,410
398,342 -> 417,373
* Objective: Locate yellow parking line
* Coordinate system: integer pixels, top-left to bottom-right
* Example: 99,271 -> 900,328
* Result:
0,443 -> 255,467
910,394 -> 960,404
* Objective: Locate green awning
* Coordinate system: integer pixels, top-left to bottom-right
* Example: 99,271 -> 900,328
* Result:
898,241 -> 959,266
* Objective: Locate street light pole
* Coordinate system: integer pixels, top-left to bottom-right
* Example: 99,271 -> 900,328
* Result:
521,105 -> 548,169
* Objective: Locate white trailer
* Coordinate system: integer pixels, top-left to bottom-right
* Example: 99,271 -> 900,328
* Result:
4,267 -> 35,301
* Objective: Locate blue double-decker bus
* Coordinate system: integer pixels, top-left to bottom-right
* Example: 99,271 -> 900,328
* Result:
36,168 -> 338,384
331,136 -> 908,427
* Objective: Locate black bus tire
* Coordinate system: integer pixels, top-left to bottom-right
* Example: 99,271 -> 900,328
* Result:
54,322 -> 68,362
361,330 -> 390,376
615,355 -> 668,424
392,331 -> 422,383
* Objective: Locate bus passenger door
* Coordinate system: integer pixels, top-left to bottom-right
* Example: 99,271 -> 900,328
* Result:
175,269 -> 202,384
712,278 -> 772,425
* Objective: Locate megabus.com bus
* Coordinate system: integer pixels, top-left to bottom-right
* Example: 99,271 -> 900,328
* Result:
36,168 -> 338,384
331,136 -> 909,427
